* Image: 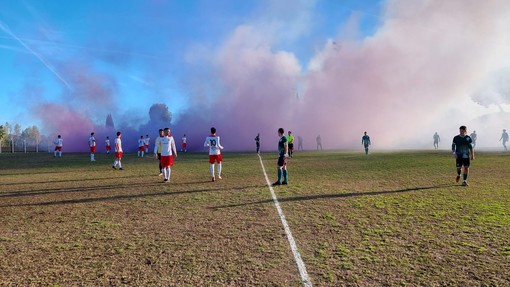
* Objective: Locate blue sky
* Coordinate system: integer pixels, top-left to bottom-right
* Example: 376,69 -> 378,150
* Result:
2,0 -> 509,151
0,0 -> 381,129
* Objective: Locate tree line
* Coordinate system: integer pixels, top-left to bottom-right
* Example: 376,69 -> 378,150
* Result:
0,122 -> 50,153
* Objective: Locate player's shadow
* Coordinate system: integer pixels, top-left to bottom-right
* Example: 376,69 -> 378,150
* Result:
212,184 -> 454,209
0,176 -> 135,186
0,183 -> 263,207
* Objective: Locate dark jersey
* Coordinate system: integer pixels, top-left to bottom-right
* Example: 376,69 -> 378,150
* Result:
362,135 -> 371,146
452,135 -> 473,158
278,136 -> 288,156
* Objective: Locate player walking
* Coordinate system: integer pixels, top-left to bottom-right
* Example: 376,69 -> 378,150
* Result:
272,128 -> 289,186
53,135 -> 63,157
89,132 -> 96,161
105,136 -> 111,154
112,131 -> 123,170
362,132 -> 371,155
138,136 -> 145,157
500,129 -> 508,151
154,128 -> 177,183
452,126 -> 475,186
204,127 -> 224,182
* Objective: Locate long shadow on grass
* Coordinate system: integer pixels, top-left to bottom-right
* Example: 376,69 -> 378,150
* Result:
0,183 -> 263,207
212,184 -> 453,209
0,176 -> 135,186
0,180 -> 226,198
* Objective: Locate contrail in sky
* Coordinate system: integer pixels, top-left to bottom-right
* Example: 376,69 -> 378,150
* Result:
0,20 -> 72,89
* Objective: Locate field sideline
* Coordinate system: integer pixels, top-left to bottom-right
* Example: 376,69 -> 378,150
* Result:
1,151 -> 509,286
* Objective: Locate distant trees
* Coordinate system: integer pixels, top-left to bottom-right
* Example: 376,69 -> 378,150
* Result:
1,122 -> 45,153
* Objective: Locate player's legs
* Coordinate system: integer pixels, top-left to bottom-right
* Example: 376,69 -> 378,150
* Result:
217,162 -> 222,179
273,156 -> 286,185
455,158 -> 462,183
282,165 -> 288,185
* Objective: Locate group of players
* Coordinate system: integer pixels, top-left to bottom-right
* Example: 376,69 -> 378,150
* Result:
52,128 -> 221,183
51,125 -> 506,186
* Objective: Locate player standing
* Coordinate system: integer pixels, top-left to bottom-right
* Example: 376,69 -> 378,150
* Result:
469,130 -> 477,148
105,136 -> 111,154
204,127 -> 224,182
112,131 -> 123,170
433,132 -> 440,149
154,128 -> 177,183
181,134 -> 187,153
452,125 -> 475,186
362,132 -> 371,155
272,128 -> 288,186
144,135 -> 150,156
53,135 -> 63,157
89,132 -> 96,161
287,131 -> 294,158
138,136 -> 145,157
153,129 -> 164,176
255,133 -> 260,154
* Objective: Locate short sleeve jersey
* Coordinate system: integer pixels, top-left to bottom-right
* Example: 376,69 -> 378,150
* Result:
145,137 -> 150,146
115,137 -> 123,153
55,138 -> 63,147
503,132 -> 509,141
452,135 -> 472,158
159,136 -> 176,156
138,138 -> 145,147
362,135 -> 370,145
278,136 -> 288,156
287,135 -> 294,144
182,136 -> 187,144
204,135 -> 222,155
105,139 -> 110,146
89,136 -> 96,147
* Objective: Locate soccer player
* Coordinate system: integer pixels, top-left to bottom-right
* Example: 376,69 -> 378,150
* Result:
89,132 -> 96,161
362,132 -> 371,155
316,134 -> 322,150
272,128 -> 288,186
138,135 -> 145,157
144,135 -> 150,156
287,131 -> 295,158
154,128 -> 177,183
204,127 -> 224,182
254,133 -> 260,154
53,135 -> 63,157
181,134 -> 187,153
297,136 -> 303,151
154,129 -> 164,176
499,129 -> 508,151
452,125 -> 475,186
105,136 -> 111,154
433,132 -> 440,149
470,130 -> 477,148
112,131 -> 123,170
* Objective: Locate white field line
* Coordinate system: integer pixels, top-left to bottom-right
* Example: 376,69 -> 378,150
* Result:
257,154 -> 312,287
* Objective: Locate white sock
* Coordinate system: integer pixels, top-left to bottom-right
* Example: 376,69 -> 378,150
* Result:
218,163 -> 222,177
167,167 -> 171,179
210,164 -> 215,177
113,160 -> 117,167
59,151 -> 62,157
54,151 -> 57,157
118,160 -> 122,168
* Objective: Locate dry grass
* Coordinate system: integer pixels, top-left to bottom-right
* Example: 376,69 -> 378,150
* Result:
1,150 -> 509,286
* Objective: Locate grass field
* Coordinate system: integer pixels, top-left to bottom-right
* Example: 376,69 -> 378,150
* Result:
1,150 -> 509,286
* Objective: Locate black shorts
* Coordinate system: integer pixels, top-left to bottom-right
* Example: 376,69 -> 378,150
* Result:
277,155 -> 287,167
456,157 -> 470,168
288,143 -> 294,151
